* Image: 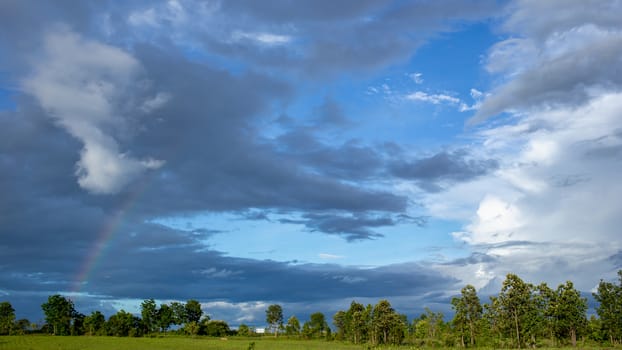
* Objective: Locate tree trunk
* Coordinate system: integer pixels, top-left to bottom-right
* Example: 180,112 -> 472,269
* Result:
469,320 -> 475,346
514,311 -> 521,349
570,328 -> 576,347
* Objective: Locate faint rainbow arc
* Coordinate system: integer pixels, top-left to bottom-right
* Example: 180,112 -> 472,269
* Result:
72,179 -> 150,294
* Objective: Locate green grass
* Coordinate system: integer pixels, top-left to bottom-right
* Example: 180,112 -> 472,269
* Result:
0,335 -> 370,350
0,336 -> 614,350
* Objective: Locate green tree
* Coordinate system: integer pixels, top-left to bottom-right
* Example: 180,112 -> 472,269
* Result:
203,320 -> 230,337
452,284 -> 483,347
238,323 -> 251,336
265,304 -> 283,337
170,301 -> 187,326
41,294 -> 76,335
371,299 -> 405,345
0,301 -> 15,335
332,310 -> 347,340
309,312 -> 328,338
140,299 -> 158,334
13,319 -> 30,335
285,315 -> 301,336
157,303 -> 173,333
83,311 -> 105,335
185,299 -> 203,323
593,270 -> 622,345
497,274 -> 537,348
552,281 -> 587,346
106,310 -> 142,337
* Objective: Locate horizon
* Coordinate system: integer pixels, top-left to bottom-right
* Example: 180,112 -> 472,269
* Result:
1,0 -> 621,326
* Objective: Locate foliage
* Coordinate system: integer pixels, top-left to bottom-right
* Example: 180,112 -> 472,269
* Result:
265,304 -> 283,337
593,270 -> 622,345
41,294 -> 77,336
285,315 -> 300,336
84,311 -> 106,336
0,301 -> 15,335
202,320 -> 230,337
451,284 -> 483,347
140,299 -> 158,334
185,299 -> 203,324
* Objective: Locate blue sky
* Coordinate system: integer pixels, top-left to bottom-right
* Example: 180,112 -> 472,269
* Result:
1,0 -> 622,327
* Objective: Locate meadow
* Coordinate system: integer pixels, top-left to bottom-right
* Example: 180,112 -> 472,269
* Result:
0,335 -> 371,350
0,336 -> 613,350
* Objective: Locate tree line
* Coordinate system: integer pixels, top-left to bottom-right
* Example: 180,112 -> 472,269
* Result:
0,270 -> 620,348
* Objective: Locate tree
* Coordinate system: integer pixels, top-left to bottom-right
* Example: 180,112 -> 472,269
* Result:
140,299 -> 158,334
106,310 -> 142,337
553,281 -> 587,346
84,311 -> 105,335
238,323 -> 251,336
157,303 -> 173,333
203,320 -> 230,337
285,315 -> 301,336
593,270 -> 622,345
265,304 -> 283,337
41,294 -> 76,335
170,301 -> 187,326
452,284 -> 483,347
497,274 -> 537,348
0,301 -> 15,335
185,299 -> 202,323
308,312 -> 328,339
13,319 -> 30,335
371,299 -> 401,345
332,310 -> 347,340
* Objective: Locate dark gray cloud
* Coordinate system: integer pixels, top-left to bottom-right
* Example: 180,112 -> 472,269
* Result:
390,150 -> 499,191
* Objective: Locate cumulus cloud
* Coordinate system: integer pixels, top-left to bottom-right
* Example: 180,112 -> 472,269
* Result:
472,1 -> 622,123
22,29 -> 165,194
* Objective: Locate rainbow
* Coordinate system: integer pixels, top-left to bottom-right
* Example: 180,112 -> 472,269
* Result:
72,179 -> 149,294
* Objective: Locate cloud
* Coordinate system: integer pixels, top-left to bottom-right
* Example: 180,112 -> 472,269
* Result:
471,1 -> 622,123
409,72 -> 424,84
405,91 -> 461,105
22,29 -> 165,194
319,253 -> 344,260
231,31 -> 292,46
390,150 -> 499,192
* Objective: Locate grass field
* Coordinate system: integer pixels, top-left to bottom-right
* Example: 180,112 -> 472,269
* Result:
0,336 -> 613,350
0,335 -> 375,350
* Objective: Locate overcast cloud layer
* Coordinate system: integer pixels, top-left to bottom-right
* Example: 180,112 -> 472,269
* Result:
1,0 -> 621,325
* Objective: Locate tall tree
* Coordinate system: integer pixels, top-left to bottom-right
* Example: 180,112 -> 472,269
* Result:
553,281 -> 587,346
157,303 -> 173,333
84,311 -> 105,336
593,270 -> 622,345
41,294 -> 76,335
140,299 -> 158,334
285,315 -> 301,336
265,304 -> 283,337
170,301 -> 187,326
452,284 -> 483,347
308,312 -> 328,338
0,301 -> 15,335
497,274 -> 536,348
369,299 -> 405,345
185,299 -> 203,323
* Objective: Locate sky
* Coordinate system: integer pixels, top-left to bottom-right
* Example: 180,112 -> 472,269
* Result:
1,0 -> 622,327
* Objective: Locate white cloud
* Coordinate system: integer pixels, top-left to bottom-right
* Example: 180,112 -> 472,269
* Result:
405,91 -> 460,105
319,253 -> 344,260
22,29 -> 165,194
408,72 -> 424,84
432,92 -> 622,291
231,31 -> 292,46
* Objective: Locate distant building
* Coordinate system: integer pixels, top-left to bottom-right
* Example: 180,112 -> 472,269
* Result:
254,327 -> 265,334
